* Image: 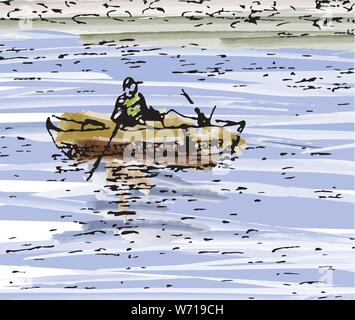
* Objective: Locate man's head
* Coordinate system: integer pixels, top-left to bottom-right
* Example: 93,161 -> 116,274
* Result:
123,77 -> 142,98
194,107 -> 201,114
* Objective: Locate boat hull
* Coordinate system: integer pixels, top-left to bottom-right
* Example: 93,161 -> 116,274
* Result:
47,111 -> 245,166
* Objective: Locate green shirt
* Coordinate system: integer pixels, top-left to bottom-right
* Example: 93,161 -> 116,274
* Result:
123,93 -> 141,117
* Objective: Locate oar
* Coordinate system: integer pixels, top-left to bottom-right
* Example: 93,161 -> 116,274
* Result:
209,105 -> 217,122
215,119 -> 246,133
86,122 -> 120,181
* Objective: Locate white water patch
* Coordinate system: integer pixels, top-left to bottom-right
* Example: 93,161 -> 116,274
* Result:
0,113 -> 61,123
1,87 -> 81,99
0,163 -> 58,172
191,180 -> 354,204
291,228 -> 355,236
0,31 -> 75,41
215,105 -> 290,112
213,112 -> 355,127
0,95 -> 116,110
0,86 -> 23,92
301,143 -> 355,154
0,221 -> 81,243
246,128 -> 354,141
240,112 -> 354,127
0,180 -> 91,193
32,186 -> 100,200
0,72 -> 113,80
0,191 -> 88,215
3,131 -> 58,142
222,158 -> 354,176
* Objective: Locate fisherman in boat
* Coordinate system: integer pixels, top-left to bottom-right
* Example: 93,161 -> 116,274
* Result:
111,77 -> 163,128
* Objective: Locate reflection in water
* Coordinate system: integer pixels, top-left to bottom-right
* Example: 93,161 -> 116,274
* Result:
72,149 -> 230,243
49,152 -> 233,252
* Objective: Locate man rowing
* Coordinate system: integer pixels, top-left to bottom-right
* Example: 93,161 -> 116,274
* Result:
111,77 -> 163,129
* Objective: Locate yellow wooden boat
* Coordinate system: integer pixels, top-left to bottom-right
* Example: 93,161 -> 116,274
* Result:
46,111 -> 246,167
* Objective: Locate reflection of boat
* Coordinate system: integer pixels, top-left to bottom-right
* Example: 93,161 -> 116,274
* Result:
46,111 -> 246,167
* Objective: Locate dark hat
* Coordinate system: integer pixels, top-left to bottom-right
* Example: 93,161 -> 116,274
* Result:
123,77 -> 143,89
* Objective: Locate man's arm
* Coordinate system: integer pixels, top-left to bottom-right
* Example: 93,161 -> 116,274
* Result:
137,93 -> 148,112
111,95 -> 125,121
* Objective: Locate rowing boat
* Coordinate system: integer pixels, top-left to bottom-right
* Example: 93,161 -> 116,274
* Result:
46,111 -> 246,167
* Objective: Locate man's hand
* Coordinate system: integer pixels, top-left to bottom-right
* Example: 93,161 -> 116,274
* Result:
113,109 -> 122,120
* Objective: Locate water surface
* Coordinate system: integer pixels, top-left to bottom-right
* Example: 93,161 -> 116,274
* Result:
0,30 -> 354,299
